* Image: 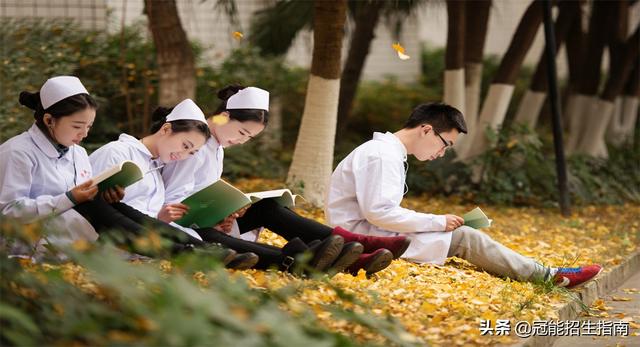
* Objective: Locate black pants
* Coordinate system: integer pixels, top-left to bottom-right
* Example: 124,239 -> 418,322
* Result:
195,199 -> 336,269
236,199 -> 333,243
73,199 -> 292,268
73,199 -> 202,256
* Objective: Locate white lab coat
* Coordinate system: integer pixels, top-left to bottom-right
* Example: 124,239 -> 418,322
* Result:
0,124 -> 98,247
325,131 -> 451,264
162,136 -> 260,242
89,133 -> 202,241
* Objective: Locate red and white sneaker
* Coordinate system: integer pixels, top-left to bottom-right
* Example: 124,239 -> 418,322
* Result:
554,264 -> 603,288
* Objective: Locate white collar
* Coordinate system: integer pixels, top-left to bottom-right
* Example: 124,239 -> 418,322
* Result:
372,131 -> 407,161
28,123 -> 71,159
118,133 -> 154,160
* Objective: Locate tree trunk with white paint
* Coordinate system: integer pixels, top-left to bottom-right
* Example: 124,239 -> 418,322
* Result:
444,0 -> 466,115
463,0 -> 542,160
576,25 -> 638,157
514,1 -> 577,129
454,0 -> 491,159
286,0 -> 346,206
565,1 -> 613,154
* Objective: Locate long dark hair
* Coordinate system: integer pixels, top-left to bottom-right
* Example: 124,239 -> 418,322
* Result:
149,106 -> 211,138
214,84 -> 269,125
19,91 -> 97,132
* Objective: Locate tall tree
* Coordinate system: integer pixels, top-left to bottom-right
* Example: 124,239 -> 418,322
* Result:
144,0 -> 196,106
443,0 -> 466,116
460,0 -> 543,160
250,1 -> 425,145
286,0 -> 347,206
453,0 -> 491,157
335,1 -> 384,140
513,0 -> 579,129
565,0 -> 613,154
578,27 -> 639,157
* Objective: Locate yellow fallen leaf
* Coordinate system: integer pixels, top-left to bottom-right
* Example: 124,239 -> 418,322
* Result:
232,31 -> 244,40
392,42 -> 410,60
611,296 -> 632,301
211,115 -> 229,125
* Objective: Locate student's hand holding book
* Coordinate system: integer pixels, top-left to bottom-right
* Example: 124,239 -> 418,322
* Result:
70,180 -> 99,204
444,214 -> 464,231
158,203 -> 190,223
100,185 -> 125,204
214,212 -> 240,233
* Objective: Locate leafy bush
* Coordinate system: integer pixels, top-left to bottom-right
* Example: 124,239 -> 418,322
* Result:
0,221 -> 420,347
0,19 -> 158,144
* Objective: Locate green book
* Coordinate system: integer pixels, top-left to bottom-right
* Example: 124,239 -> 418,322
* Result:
175,180 -> 302,229
463,207 -> 493,229
92,160 -> 144,192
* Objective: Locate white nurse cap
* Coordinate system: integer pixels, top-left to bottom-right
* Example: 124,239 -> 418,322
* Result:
226,87 -> 269,111
40,76 -> 90,109
166,99 -> 207,124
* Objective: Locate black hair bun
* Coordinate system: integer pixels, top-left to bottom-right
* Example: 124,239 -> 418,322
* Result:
151,106 -> 172,122
19,91 -> 40,110
217,84 -> 245,101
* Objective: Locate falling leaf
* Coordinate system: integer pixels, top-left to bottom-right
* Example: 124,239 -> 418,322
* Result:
211,115 -> 229,125
392,42 -> 410,60
232,31 -> 244,40
611,296 -> 633,301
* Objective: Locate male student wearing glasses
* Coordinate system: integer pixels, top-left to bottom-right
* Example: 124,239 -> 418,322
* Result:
325,103 -> 601,287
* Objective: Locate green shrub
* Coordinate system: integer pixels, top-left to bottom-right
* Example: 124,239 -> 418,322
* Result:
0,19 -> 158,144
0,221 -> 420,347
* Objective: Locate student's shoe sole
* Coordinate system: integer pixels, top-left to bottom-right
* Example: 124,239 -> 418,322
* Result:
310,235 -> 344,272
221,249 -> 238,266
392,238 -> 412,259
361,249 -> 393,276
226,252 -> 259,270
330,242 -> 364,273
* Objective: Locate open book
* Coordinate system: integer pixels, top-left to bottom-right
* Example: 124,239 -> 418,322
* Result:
174,179 -> 302,229
91,160 -> 144,192
463,207 -> 493,229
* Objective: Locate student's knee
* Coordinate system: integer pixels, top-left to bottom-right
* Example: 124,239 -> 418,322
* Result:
451,226 -> 485,246
252,198 -> 280,211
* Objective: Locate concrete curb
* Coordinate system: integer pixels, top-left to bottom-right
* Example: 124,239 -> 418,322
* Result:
509,250 -> 640,347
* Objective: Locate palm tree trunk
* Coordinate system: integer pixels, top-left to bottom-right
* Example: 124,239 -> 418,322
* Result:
287,0 -> 347,206
454,0 -> 491,159
464,0 -> 543,160
335,1 -> 383,142
514,0 -> 577,129
144,0 -> 196,106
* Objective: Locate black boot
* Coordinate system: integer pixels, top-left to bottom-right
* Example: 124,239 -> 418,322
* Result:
329,241 -> 363,273
308,235 -> 344,272
226,252 -> 259,270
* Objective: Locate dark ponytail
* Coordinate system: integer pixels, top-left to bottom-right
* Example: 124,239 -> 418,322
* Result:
149,106 -> 211,139
214,84 -> 269,125
19,91 -> 97,130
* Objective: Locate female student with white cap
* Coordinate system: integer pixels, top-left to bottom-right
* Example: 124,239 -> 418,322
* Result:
85,98 -> 346,273
0,76 -> 102,251
161,85 -> 412,276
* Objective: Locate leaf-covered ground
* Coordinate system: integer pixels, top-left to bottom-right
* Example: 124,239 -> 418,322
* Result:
234,179 -> 640,346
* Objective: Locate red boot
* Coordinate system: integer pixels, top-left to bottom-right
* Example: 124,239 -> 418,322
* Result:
332,226 -> 411,259
346,249 -> 393,276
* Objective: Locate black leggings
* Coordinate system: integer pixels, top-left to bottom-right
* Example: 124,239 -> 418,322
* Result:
74,199 -> 290,268
73,199 -> 201,256
236,199 -> 333,243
